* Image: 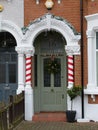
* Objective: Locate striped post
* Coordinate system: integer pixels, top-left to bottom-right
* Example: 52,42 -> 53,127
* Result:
26,55 -> 32,84
25,54 -> 34,121
68,55 -> 74,88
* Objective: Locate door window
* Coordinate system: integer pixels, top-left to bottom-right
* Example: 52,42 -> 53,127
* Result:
44,58 -> 51,87
43,58 -> 61,87
54,73 -> 61,87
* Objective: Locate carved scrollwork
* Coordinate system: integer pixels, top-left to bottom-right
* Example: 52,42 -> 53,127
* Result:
16,47 -> 35,56
65,45 -> 80,55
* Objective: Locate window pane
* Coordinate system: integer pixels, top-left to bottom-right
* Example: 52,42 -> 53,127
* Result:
54,73 -> 61,87
8,64 -> 16,83
54,58 -> 61,87
44,58 -> 51,87
34,55 -> 37,86
0,64 -> 6,83
0,54 -> 3,62
4,54 -> 10,62
11,53 -> 17,61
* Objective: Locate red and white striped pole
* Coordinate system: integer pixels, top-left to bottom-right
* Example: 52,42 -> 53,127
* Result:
68,55 -> 74,88
25,54 -> 34,121
26,55 -> 32,84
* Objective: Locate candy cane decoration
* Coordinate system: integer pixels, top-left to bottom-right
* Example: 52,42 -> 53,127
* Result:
68,55 -> 74,88
26,55 -> 32,84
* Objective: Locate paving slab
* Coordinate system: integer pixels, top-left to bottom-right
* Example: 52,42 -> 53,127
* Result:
14,121 -> 98,130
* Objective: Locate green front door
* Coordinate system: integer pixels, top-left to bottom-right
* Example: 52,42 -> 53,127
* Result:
40,56 -> 67,111
34,31 -> 67,112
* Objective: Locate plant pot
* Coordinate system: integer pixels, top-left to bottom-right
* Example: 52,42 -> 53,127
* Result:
66,110 -> 76,122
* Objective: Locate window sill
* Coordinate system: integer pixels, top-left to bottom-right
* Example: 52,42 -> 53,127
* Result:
84,88 -> 98,95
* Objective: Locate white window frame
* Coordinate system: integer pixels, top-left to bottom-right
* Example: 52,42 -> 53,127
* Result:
85,13 -> 98,95
96,32 -> 98,86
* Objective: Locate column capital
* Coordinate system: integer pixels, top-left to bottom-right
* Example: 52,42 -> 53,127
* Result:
15,46 -> 35,56
65,45 -> 80,56
25,47 -> 35,56
86,30 -> 95,38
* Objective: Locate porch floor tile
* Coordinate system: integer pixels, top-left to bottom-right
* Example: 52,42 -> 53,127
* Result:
33,112 -> 67,122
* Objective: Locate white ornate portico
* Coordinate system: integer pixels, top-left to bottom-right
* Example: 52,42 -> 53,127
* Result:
24,13 -> 80,50
22,13 -> 80,120
0,13 -> 80,121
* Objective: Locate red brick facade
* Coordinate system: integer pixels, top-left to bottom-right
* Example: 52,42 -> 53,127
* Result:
24,0 -> 89,85
22,0 -> 98,120
24,0 -> 98,87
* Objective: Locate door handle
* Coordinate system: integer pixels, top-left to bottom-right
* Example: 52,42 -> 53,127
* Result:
51,89 -> 54,92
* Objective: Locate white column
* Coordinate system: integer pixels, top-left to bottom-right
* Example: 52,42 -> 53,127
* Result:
87,30 -> 96,89
0,13 -> 2,30
16,48 -> 25,94
25,49 -> 34,121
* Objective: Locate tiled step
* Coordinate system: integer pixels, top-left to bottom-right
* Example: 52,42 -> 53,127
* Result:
33,112 -> 67,122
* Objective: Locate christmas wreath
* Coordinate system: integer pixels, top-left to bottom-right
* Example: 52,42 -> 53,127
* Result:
45,60 -> 61,74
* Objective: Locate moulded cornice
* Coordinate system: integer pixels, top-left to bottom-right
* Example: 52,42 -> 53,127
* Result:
65,45 -> 80,55
85,13 -> 98,21
86,30 -> 95,38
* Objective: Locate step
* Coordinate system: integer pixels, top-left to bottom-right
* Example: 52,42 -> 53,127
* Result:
33,112 -> 67,122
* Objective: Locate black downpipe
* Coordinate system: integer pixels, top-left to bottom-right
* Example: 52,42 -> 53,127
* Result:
80,0 -> 84,118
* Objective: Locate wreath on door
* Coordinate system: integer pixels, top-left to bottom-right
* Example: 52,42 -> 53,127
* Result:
45,60 -> 61,74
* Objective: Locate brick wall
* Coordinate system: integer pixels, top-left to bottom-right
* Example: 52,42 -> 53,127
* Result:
24,0 -> 80,31
24,0 -> 97,87
88,0 -> 98,15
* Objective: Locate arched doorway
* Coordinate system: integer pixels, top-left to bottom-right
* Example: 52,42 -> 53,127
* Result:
0,31 -> 18,103
23,13 -> 80,120
34,31 -> 67,112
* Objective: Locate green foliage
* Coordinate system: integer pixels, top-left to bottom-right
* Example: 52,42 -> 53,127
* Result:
45,60 -> 61,74
67,86 -> 82,110
67,86 -> 82,101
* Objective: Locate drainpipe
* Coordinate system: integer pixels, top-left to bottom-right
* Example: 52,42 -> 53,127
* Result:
80,0 -> 84,118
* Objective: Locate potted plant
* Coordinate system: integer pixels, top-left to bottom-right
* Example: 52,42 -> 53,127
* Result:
66,85 -> 81,122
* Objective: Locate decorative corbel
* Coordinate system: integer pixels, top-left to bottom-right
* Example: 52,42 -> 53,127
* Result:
91,94 -> 95,102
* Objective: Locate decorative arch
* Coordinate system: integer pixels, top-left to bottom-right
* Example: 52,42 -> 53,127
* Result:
1,20 -> 23,46
24,13 -> 81,55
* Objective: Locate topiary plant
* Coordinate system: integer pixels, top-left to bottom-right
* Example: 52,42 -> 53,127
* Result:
67,86 -> 82,110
